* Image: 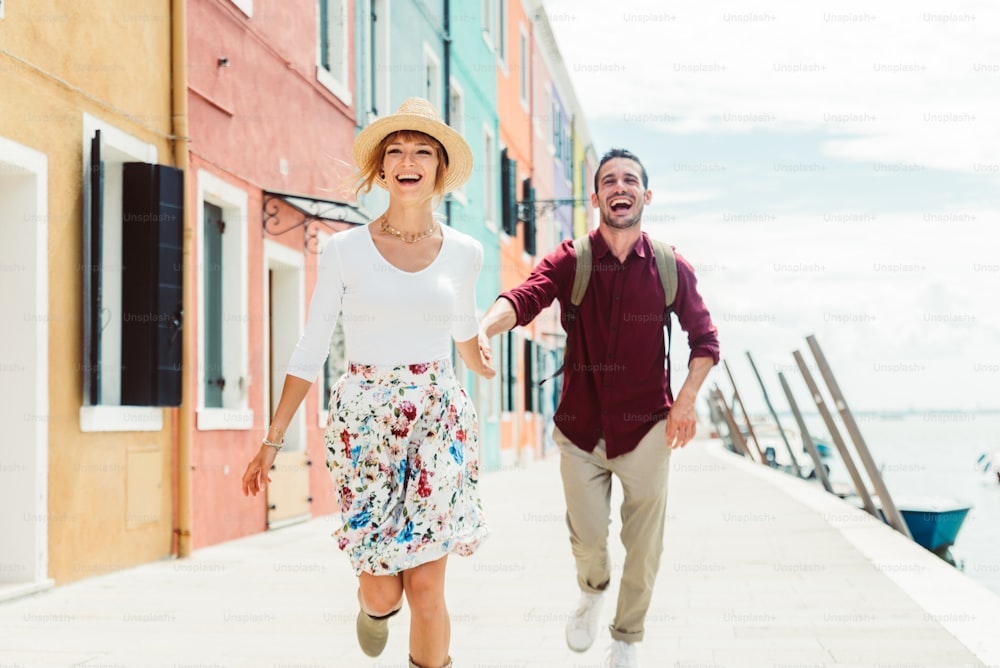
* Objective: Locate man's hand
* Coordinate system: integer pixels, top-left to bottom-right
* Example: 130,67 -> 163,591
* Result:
665,398 -> 698,449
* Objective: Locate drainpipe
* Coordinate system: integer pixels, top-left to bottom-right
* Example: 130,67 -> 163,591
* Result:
171,0 -> 193,559
443,0 -> 451,226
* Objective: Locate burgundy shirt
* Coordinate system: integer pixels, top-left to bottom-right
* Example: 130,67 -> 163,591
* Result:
500,229 -> 720,458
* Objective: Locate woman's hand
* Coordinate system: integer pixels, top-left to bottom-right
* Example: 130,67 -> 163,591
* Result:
477,329 -> 496,379
241,444 -> 279,497
456,333 -> 496,379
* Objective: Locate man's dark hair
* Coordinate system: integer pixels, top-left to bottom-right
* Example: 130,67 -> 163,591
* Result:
593,148 -> 648,193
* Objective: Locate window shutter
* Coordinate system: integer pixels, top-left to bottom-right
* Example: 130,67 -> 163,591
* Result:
500,149 -> 518,236
203,202 -> 225,408
523,338 -> 534,412
521,177 -> 536,255
120,162 -> 185,407
83,130 -> 104,405
319,0 -> 330,70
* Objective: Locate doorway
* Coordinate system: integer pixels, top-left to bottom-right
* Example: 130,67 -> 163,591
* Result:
0,137 -> 52,600
264,241 -> 310,528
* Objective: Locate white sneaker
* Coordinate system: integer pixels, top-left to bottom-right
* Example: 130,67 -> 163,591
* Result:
565,590 -> 605,652
603,639 -> 639,668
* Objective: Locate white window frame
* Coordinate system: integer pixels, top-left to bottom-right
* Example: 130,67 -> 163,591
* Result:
423,43 -> 442,111
79,113 -> 163,432
448,77 -> 467,205
228,0 -> 252,17
316,0 -> 352,105
483,125 -> 497,232
195,170 -> 252,431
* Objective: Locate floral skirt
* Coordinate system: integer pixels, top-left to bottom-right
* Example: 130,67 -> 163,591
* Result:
325,359 -> 489,575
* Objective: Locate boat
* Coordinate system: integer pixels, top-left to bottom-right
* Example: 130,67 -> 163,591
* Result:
897,501 -> 972,556
861,496 -> 973,565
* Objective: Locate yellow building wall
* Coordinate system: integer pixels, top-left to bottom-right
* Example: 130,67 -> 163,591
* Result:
0,1 -> 178,584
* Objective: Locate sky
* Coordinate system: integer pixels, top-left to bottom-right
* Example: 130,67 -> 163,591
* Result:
542,0 -> 1000,414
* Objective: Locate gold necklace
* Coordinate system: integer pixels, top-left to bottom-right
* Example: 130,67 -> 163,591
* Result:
379,215 -> 438,244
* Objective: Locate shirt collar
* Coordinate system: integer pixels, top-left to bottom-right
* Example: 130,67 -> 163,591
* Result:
592,228 -> 649,260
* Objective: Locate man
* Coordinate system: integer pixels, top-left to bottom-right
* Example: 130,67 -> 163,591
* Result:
479,148 -> 719,667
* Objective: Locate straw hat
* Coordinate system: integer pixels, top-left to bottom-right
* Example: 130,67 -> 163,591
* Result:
353,97 -> 474,194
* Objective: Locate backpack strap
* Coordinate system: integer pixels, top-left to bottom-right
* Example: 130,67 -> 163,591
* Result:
649,238 -> 677,308
570,235 -> 592,307
649,238 -> 678,401
542,235 -> 590,385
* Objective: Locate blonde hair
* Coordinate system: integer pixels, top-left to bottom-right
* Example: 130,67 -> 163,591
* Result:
354,130 -> 450,199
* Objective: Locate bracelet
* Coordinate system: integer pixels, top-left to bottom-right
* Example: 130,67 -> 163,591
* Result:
262,438 -> 284,451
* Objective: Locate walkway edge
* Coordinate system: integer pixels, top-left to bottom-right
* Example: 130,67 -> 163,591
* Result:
705,439 -> 1000,667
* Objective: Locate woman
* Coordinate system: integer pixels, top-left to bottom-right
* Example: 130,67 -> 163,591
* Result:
242,98 -> 494,668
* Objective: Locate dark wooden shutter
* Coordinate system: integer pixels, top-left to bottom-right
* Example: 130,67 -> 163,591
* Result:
83,130 -> 104,405
523,338 -> 534,412
120,162 -> 184,407
522,177 -> 536,255
500,149 -> 518,235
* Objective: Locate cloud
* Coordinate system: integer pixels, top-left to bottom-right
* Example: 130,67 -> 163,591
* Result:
544,0 -> 1000,172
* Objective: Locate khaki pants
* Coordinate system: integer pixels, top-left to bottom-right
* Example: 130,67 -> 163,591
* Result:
554,421 -> 671,643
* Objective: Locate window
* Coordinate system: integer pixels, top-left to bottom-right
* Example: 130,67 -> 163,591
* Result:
497,0 -> 508,67
448,79 -> 466,202
519,26 -> 529,108
552,97 -> 562,161
317,0 -> 351,104
423,44 -> 442,111
502,331 -> 517,413
500,147 -> 517,236
481,0 -> 495,50
483,127 -> 497,230
317,233 -> 347,428
80,114 -> 166,432
196,171 -> 251,430
203,202 -> 224,408
523,338 -> 535,412
364,0 -> 390,121
564,122 -> 574,183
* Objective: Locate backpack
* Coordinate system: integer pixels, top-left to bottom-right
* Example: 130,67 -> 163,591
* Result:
547,233 -> 679,384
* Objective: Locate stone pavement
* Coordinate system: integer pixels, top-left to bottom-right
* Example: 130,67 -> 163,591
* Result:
1,437 -> 999,668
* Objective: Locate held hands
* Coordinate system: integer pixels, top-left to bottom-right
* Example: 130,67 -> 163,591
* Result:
241,444 -> 278,497
665,397 -> 698,449
477,328 -> 496,380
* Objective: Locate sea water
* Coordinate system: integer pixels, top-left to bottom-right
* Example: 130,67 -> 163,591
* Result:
791,411 -> 1000,596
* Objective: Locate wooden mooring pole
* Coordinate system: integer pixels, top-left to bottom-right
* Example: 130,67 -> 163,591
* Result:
806,335 -> 912,539
723,360 -> 766,464
777,371 -> 834,493
793,350 -> 879,517
746,352 -> 803,477
709,385 -> 754,460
